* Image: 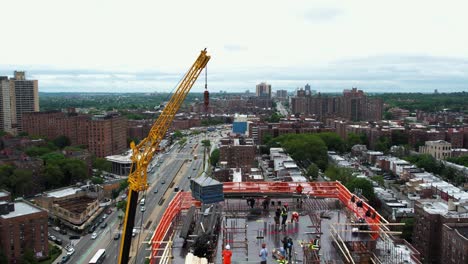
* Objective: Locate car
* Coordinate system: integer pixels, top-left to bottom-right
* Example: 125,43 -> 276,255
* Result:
153,188 -> 158,193
91,232 -> 98,239
174,186 -> 179,192
88,225 -> 96,233
102,214 -> 107,220
98,218 -> 104,224
121,194 -> 127,199
55,238 -> 63,245
114,233 -> 121,240
69,235 -> 80,240
49,235 -> 57,242
161,180 -> 166,184
140,206 -> 146,212
61,254 -> 70,263
53,226 -> 60,232
193,168 -> 196,170
132,228 -> 137,237
101,222 -> 107,229
59,229 -> 67,235
66,247 -> 75,256
188,175 -> 191,179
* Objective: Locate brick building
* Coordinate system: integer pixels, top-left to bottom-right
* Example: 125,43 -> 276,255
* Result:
290,88 -> 383,122
219,137 -> 256,169
441,223 -> 468,264
0,199 -> 48,263
412,199 -> 468,264
22,111 -> 127,157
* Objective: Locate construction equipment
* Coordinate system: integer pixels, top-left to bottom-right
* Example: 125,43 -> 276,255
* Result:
118,49 -> 210,264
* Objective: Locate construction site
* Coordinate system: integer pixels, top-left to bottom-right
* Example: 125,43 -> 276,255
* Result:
147,182 -> 421,264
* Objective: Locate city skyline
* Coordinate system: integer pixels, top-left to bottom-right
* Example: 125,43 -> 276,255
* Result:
1,0 -> 468,93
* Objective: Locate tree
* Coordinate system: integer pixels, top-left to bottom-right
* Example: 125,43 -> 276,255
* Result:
91,176 -> 104,184
22,249 -> 37,264
42,164 -> 64,189
375,137 -> 391,152
401,218 -> 415,243
275,134 -> 328,170
383,111 -> 393,120
325,165 -> 353,184
201,139 -> 211,148
345,177 -> 376,202
306,164 -> 319,180
41,152 -> 66,166
92,157 -> 111,172
62,159 -> 88,184
25,146 -> 53,157
346,133 -> 363,150
210,148 -> 220,167
173,130 -> 183,139
53,135 -> 71,149
371,175 -> 385,187
317,132 -> 346,152
262,133 -> 273,145
117,200 -> 127,212
10,169 -> 34,197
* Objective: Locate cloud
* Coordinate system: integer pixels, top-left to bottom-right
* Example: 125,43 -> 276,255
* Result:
304,7 -> 343,22
1,55 -> 468,93
224,44 -> 247,52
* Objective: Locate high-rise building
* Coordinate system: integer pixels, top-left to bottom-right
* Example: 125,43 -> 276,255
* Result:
290,88 -> 383,122
22,111 -> 128,157
276,90 -> 288,98
256,82 -> 271,98
0,71 -> 39,135
304,83 -> 311,95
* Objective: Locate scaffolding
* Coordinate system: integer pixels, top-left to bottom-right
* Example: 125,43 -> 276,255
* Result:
222,216 -> 249,261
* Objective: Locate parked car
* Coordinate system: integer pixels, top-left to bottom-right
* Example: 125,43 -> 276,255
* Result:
55,238 -> 63,245
161,180 -> 166,184
49,235 -> 57,242
153,188 -> 158,193
61,254 -> 70,263
140,206 -> 146,212
113,233 -> 121,240
88,225 -> 96,233
91,232 -> 98,239
101,222 -> 107,229
66,247 -> 75,256
102,214 -> 107,220
59,229 -> 67,235
98,218 -> 104,224
69,235 -> 80,240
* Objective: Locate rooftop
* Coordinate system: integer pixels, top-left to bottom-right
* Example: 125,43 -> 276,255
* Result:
0,201 -> 41,219
106,151 -> 132,164
45,187 -> 83,198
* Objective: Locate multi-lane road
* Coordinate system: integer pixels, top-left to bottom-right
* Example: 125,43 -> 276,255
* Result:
59,129 -> 226,264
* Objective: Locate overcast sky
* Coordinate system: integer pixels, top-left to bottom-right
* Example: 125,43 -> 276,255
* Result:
1,0 -> 468,93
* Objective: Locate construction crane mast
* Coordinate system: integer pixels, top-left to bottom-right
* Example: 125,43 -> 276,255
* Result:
118,49 -> 210,264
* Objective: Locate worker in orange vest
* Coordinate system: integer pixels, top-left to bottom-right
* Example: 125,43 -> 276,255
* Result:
222,244 -> 232,264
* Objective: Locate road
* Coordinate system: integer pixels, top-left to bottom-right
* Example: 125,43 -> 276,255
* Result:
60,129 -> 227,264
276,101 -> 289,116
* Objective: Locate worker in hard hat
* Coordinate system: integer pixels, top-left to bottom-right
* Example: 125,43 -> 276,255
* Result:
222,244 -> 232,264
291,211 -> 299,223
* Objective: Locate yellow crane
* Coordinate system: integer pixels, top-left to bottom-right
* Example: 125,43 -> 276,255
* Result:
118,49 -> 210,264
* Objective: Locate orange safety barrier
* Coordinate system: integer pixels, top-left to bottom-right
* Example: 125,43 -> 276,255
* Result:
150,181 -> 386,263
149,192 -> 200,264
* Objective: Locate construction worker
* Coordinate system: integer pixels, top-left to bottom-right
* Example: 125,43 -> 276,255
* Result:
291,211 -> 299,223
282,236 -> 293,259
222,244 -> 232,264
296,184 -> 303,194
259,243 -> 268,264
281,206 -> 288,230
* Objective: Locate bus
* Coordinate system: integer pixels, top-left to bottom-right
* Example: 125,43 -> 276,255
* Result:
89,249 -> 106,264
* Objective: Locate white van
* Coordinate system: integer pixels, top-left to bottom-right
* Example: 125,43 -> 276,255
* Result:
140,198 -> 146,206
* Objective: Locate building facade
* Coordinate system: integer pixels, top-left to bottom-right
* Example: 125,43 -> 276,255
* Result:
441,223 -> 468,264
219,137 -> 256,169
290,88 -> 383,122
0,200 -> 48,263
419,140 -> 452,160
22,111 -> 128,157
0,71 -> 39,135
256,82 -> 271,99
276,90 -> 288,99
